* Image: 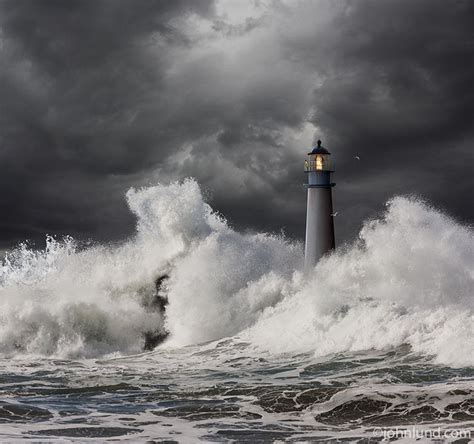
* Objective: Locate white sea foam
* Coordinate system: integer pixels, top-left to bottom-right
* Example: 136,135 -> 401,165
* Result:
243,197 -> 474,367
0,179 -> 472,366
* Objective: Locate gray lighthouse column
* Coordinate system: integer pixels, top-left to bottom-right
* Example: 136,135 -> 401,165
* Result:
303,140 -> 336,273
304,187 -> 335,272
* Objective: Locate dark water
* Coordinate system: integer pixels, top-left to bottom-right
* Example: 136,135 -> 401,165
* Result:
0,341 -> 472,442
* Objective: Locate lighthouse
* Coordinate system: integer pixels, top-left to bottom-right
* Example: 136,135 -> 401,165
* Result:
304,140 -> 336,272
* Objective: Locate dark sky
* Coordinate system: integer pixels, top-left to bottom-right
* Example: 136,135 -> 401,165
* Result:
0,0 -> 473,250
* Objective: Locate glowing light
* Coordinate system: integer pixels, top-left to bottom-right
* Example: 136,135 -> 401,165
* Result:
316,155 -> 324,170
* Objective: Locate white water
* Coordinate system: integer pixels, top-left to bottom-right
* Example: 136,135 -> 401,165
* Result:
0,179 -> 472,366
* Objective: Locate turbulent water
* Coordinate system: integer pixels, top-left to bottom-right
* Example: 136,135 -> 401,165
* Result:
0,179 -> 472,442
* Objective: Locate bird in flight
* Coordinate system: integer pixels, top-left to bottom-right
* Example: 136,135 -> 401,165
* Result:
354,156 -> 360,160
331,212 -> 339,217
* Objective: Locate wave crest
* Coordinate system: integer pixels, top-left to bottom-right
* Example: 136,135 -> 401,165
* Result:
0,181 -> 472,366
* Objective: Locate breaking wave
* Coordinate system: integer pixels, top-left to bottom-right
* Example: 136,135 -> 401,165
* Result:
0,179 -> 472,366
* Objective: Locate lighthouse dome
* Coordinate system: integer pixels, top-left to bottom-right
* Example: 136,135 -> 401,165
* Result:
308,140 -> 330,155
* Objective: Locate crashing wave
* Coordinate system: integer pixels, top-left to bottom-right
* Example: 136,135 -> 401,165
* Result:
0,179 -> 472,367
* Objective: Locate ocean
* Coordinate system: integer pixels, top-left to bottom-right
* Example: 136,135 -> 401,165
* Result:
0,179 -> 472,442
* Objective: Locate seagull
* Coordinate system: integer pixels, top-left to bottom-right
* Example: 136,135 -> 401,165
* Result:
331,211 -> 339,217
354,155 -> 360,160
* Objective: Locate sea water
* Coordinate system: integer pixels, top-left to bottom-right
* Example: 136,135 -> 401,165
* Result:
0,179 -> 472,441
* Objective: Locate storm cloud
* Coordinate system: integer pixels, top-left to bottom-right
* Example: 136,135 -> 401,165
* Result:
0,0 -> 472,249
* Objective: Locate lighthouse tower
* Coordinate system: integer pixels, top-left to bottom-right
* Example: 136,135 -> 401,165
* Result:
304,140 -> 335,272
